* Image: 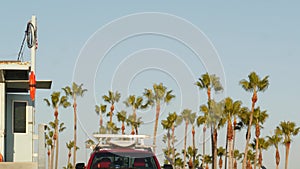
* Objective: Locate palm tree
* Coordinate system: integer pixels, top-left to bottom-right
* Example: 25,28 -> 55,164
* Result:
45,124 -> 54,169
252,107 -> 268,169
95,104 -> 107,134
62,82 -> 87,169
276,121 -> 300,169
232,150 -> 242,169
161,114 -> 173,161
116,110 -> 127,134
181,109 -> 192,169
189,112 -> 197,169
257,138 -> 269,169
126,115 -> 143,135
195,73 -> 223,169
102,90 -> 121,124
267,132 -> 282,169
223,97 -> 242,169
173,113 -> 183,167
239,72 -> 269,169
186,146 -> 200,169
197,106 -> 208,167
217,147 -> 225,169
143,83 -> 175,153
124,95 -> 144,134
44,91 -> 71,169
202,155 -> 212,169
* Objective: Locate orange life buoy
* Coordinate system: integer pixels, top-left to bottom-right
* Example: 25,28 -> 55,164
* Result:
0,153 -> 3,162
29,71 -> 36,101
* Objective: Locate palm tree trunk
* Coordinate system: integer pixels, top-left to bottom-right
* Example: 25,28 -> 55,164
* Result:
203,126 -> 206,165
225,133 -> 228,169
67,150 -> 71,168
285,142 -> 290,169
242,91 -> 257,169
228,139 -> 233,169
48,149 -> 51,169
72,97 -> 77,169
192,126 -> 196,169
213,128 -> 218,169
153,102 -> 160,153
275,148 -> 280,169
183,121 -> 188,169
55,135 -> 59,169
51,145 -> 54,169
254,137 -> 259,169
219,157 -> 223,169
54,108 -> 59,169
172,124 -> 175,167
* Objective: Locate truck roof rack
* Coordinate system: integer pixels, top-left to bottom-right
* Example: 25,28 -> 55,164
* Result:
91,134 -> 153,152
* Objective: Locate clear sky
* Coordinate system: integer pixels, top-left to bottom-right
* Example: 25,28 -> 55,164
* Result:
1,1 -> 300,168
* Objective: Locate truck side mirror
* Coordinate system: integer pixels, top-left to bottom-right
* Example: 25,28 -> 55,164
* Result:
75,163 -> 85,169
163,164 -> 173,169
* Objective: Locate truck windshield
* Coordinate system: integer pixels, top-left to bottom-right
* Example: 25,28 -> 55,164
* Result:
90,152 -> 158,169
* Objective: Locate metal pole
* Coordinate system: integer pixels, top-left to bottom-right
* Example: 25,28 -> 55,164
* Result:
30,15 -> 36,73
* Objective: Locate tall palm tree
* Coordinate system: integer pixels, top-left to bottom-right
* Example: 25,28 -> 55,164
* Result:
208,100 -> 226,169
276,121 -> 300,169
223,97 -> 242,169
195,73 -> 223,169
252,107 -> 268,169
239,72 -> 269,169
173,113 -> 183,167
124,95 -> 144,134
95,104 -> 107,134
62,82 -> 87,169
267,132 -> 282,169
143,83 -> 175,153
44,91 -> 71,169
189,112 -> 197,169
102,90 -> 121,124
217,147 -> 225,169
116,110 -> 127,134
181,109 -> 192,169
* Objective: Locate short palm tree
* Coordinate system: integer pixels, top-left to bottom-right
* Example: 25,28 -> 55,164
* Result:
202,155 -> 212,169
102,90 -> 121,124
257,138 -> 269,169
195,73 -> 223,169
239,72 -> 269,169
143,83 -> 175,153
116,110 -> 127,134
44,91 -> 71,169
95,104 -> 107,134
124,95 -> 144,134
267,131 -> 282,169
276,121 -> 300,169
62,82 -> 87,168
232,150 -> 243,169
161,113 -> 174,161
217,147 -> 226,169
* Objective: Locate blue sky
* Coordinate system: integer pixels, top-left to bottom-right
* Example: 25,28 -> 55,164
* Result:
1,1 -> 300,168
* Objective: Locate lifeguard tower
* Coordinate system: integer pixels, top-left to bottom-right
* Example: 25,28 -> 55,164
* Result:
0,16 -> 51,169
